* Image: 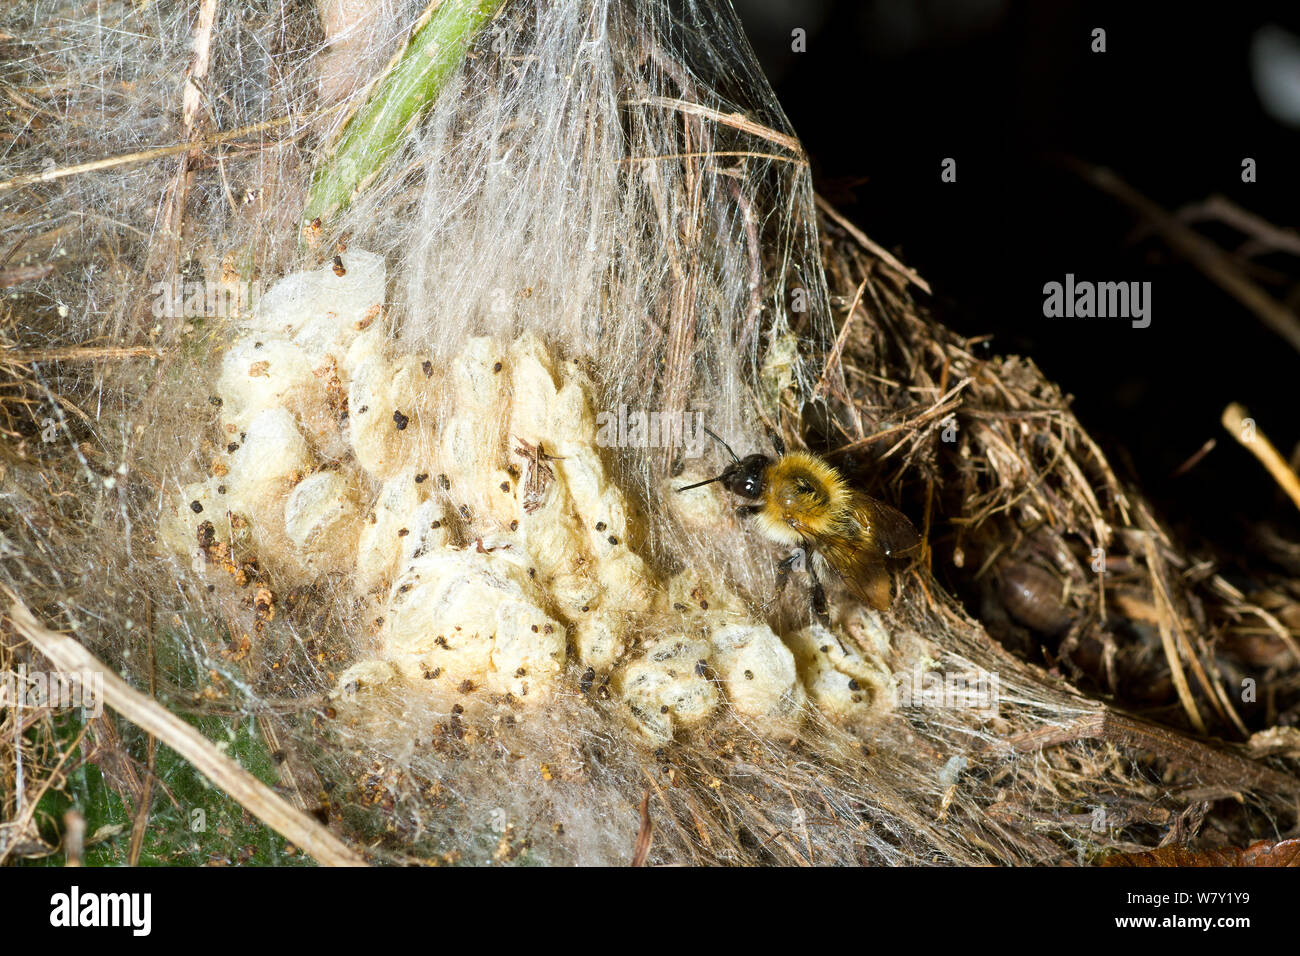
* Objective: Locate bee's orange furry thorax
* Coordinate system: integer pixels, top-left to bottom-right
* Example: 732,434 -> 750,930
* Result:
755,451 -> 851,544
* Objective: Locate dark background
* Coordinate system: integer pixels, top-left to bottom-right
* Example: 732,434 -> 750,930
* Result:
733,0 -> 1300,568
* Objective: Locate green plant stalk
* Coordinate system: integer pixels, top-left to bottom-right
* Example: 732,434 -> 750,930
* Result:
303,0 -> 505,225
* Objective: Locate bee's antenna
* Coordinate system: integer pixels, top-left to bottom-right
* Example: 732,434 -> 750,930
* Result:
675,475 -> 724,493
702,427 -> 740,463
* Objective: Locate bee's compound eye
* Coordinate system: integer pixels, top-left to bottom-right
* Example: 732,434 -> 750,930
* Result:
744,477 -> 759,496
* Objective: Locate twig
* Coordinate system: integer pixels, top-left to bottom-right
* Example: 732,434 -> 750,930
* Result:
837,378 -> 970,453
622,96 -> 803,155
63,810 -> 85,866
1176,195 -> 1300,259
1169,438 -> 1216,478
145,0 -> 219,298
1069,161 -> 1300,357
0,264 -> 55,288
1143,536 -> 1207,734
815,194 -> 932,295
623,150 -> 806,167
813,277 -> 866,400
0,345 -> 162,366
0,717 -> 91,867
1222,400 -> 1300,512
631,791 -> 653,866
992,710 -> 1300,800
1210,574 -> 1300,667
5,592 -> 367,867
0,113 -> 321,194
1222,402 -> 1300,514
182,0 -> 218,137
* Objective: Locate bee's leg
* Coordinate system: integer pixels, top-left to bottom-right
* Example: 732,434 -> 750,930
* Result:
807,563 -> 830,624
807,562 -> 849,653
735,504 -> 762,519
774,551 -> 800,598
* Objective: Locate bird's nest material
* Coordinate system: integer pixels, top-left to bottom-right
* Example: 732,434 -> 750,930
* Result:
4,213 -> 1298,865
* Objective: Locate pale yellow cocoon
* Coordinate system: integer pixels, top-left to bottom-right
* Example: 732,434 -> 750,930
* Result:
354,473 -> 427,593
710,622 -> 807,735
788,622 -> 894,724
246,249 -> 387,358
615,634 -> 720,745
165,250 -> 892,734
216,335 -> 322,432
382,549 -> 565,701
283,470 -> 360,574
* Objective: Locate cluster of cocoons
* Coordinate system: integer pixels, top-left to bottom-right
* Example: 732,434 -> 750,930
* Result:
162,251 -> 897,744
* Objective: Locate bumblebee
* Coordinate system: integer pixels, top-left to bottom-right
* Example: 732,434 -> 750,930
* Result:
678,429 -> 919,617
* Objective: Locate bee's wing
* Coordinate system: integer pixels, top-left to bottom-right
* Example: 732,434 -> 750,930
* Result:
816,494 -> 919,611
852,494 -> 921,559
819,535 -> 893,611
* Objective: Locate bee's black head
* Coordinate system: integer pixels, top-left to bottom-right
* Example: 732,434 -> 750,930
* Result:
719,453 -> 771,499
675,427 -> 771,498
